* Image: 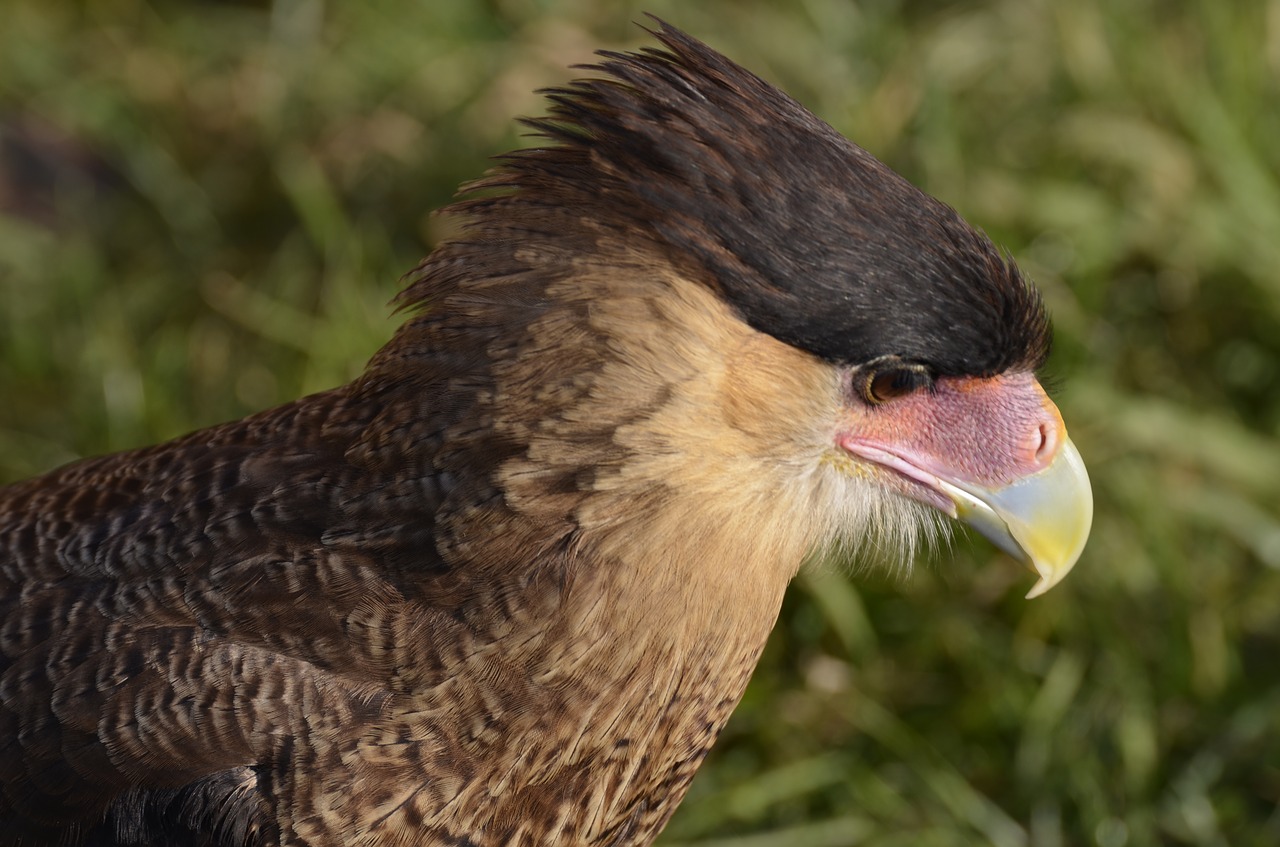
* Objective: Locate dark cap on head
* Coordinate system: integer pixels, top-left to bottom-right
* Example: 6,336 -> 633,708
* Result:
480,20 -> 1051,376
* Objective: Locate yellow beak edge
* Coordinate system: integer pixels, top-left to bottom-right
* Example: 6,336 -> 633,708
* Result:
938,436 -> 1093,598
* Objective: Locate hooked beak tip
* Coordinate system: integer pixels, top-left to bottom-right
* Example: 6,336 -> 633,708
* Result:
940,436 -> 1093,598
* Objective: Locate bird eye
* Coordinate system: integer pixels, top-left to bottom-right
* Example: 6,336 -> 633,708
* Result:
858,363 -> 931,405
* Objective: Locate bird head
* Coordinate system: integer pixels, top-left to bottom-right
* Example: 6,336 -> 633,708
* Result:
391,21 -> 1091,598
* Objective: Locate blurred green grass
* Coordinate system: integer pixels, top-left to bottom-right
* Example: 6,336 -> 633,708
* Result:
2,0 -> 1279,844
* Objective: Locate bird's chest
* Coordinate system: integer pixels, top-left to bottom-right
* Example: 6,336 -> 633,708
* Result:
500,645 -> 765,847
346,600 -> 773,847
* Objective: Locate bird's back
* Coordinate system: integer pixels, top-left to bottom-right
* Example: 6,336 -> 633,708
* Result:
0,387 -> 432,845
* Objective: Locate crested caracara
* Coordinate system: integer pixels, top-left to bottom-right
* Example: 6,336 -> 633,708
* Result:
0,21 -> 1091,847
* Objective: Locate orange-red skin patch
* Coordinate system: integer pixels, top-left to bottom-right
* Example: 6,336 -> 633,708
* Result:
838,372 -> 1065,506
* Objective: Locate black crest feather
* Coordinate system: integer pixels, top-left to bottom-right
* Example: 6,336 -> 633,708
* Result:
449,20 -> 1051,376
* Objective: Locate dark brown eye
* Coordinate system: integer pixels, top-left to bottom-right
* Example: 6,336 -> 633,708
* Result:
859,363 -> 931,405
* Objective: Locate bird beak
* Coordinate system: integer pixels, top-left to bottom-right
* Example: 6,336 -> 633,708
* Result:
838,372 -> 1093,597
935,435 -> 1092,598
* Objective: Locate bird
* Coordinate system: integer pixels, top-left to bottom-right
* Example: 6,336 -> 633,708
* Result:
0,20 -> 1092,847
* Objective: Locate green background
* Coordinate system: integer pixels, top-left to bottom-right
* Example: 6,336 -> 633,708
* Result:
2,1 -> 1278,844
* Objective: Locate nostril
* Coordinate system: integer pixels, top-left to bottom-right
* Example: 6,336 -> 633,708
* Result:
1034,422 -> 1056,463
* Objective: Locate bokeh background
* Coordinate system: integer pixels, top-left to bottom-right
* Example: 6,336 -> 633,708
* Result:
2,1 -> 1278,844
